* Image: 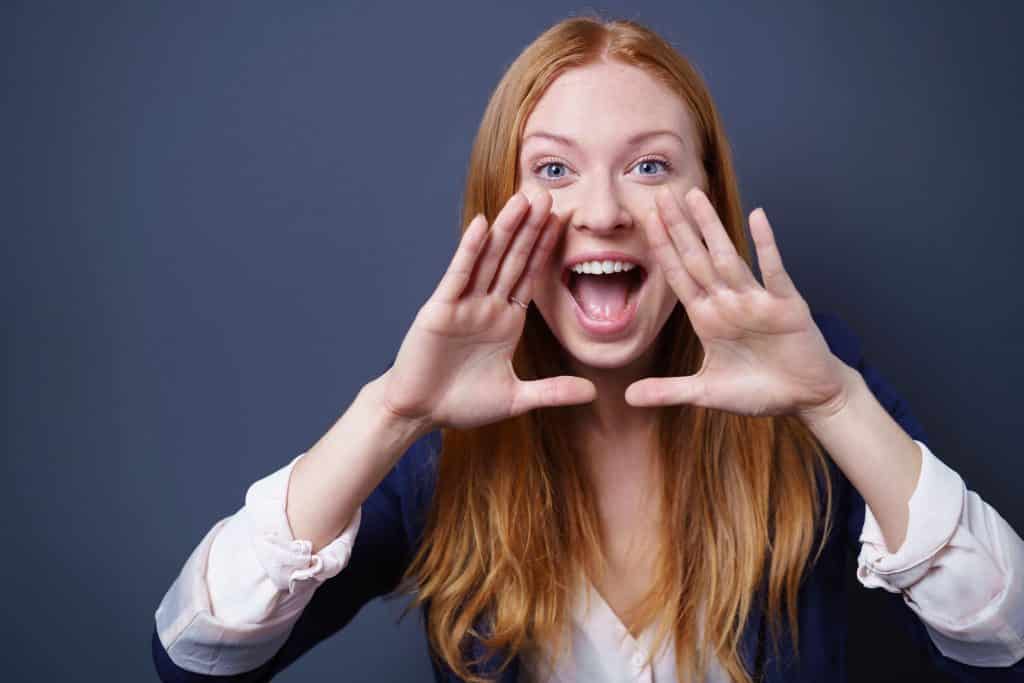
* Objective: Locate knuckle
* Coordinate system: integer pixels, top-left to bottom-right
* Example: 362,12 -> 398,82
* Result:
710,249 -> 733,267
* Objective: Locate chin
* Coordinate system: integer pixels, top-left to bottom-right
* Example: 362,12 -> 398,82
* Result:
563,343 -> 652,372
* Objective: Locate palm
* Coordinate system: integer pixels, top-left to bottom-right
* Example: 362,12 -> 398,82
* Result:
390,298 -> 527,430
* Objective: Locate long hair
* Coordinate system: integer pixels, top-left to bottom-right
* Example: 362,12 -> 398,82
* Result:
396,15 -> 834,683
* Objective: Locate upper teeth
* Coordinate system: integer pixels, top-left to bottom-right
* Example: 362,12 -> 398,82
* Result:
571,260 -> 638,275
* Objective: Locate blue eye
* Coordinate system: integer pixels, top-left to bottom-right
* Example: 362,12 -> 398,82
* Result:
536,161 -> 569,179
633,157 -> 672,176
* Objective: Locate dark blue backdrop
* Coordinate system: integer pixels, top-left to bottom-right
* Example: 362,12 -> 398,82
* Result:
3,1 -> 1021,681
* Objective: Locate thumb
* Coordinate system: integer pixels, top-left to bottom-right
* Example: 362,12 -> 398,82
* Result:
625,377 -> 706,407
511,376 -> 597,415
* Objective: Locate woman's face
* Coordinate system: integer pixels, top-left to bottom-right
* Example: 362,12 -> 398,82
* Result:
519,60 -> 706,372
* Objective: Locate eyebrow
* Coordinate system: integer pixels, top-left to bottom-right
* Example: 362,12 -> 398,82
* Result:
521,129 -> 686,149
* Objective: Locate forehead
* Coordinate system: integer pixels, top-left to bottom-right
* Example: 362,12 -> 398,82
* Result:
521,60 -> 697,152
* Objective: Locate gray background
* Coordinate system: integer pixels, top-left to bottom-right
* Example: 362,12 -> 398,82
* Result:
3,1 -> 1021,681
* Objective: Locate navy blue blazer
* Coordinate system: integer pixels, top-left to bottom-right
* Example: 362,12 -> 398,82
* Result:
152,312 -> 1024,681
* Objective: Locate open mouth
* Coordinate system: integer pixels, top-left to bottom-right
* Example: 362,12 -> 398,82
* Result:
562,264 -> 647,322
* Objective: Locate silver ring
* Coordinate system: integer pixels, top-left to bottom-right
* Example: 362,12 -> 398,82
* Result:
508,296 -> 529,310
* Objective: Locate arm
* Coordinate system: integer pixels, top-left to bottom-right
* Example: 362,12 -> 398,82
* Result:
798,342 -> 922,556
286,371 -> 431,554
152,373 -> 438,680
813,312 -> 1024,675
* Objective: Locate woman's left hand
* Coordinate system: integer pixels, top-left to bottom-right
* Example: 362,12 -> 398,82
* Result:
625,186 -> 855,423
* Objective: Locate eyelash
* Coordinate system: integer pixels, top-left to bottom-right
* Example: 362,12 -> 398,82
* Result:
531,155 -> 674,181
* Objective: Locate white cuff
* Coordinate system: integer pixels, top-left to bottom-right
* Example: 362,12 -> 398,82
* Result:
154,452 -> 363,675
242,451 -> 361,596
857,440 -> 965,588
155,515 -> 306,675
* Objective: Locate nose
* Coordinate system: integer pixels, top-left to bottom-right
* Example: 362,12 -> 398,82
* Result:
567,175 -> 634,235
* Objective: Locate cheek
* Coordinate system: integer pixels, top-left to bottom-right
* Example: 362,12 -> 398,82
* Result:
516,175 -> 549,198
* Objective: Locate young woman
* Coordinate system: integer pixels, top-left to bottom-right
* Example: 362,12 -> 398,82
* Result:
152,16 -> 1024,683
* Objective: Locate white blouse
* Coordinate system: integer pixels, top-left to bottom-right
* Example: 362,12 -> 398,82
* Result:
154,439 -> 1024,678
519,574 -> 732,682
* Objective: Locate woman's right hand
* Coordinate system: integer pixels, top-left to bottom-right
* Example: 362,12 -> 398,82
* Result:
378,189 -> 597,432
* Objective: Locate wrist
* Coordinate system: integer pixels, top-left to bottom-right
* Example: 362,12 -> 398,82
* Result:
362,369 -> 436,447
797,362 -> 864,430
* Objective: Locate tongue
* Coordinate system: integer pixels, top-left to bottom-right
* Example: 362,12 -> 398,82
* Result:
571,272 -> 632,321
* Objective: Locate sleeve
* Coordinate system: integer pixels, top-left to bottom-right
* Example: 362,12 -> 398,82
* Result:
152,451 -> 363,676
151,430 -> 439,681
857,440 -> 1024,668
813,311 -> 1024,677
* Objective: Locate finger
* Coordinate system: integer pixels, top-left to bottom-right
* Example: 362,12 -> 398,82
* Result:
433,213 -> 490,302
684,188 -> 759,292
640,194 -> 702,305
654,186 -> 721,294
624,376 -> 706,408
490,190 -> 553,298
749,207 -> 799,298
682,187 -> 745,285
468,193 -> 532,297
509,376 -> 597,416
508,208 -> 568,304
